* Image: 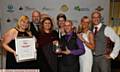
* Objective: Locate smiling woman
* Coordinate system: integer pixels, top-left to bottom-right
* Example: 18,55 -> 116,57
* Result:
37,17 -> 59,72
2,15 -> 36,69
16,16 -> 30,33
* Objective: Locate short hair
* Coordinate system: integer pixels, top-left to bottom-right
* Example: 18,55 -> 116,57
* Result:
57,13 -> 66,21
65,20 -> 73,25
32,10 -> 41,16
91,11 -> 101,18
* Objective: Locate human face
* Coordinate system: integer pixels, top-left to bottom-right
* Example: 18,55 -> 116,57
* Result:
43,20 -> 52,30
81,18 -> 90,29
32,12 -> 41,24
58,17 -> 65,28
20,19 -> 29,30
64,21 -> 73,33
92,13 -> 101,25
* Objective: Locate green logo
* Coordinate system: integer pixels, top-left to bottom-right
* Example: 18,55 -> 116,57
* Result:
74,5 -> 89,12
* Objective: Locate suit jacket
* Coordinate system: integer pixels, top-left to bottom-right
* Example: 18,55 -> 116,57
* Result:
30,22 -> 39,39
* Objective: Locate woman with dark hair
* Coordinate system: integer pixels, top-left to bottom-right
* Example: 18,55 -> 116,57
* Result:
37,17 -> 59,72
56,13 -> 66,38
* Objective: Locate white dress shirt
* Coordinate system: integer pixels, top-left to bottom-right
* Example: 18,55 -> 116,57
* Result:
93,23 -> 120,59
33,23 -> 39,31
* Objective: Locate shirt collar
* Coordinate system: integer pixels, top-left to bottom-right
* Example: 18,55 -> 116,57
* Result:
33,22 -> 39,25
94,23 -> 102,31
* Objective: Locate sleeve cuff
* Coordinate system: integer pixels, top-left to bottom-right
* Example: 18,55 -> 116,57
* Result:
110,53 -> 116,60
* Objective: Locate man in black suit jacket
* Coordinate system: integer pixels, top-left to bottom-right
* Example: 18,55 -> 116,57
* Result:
30,10 -> 41,39
29,10 -> 41,69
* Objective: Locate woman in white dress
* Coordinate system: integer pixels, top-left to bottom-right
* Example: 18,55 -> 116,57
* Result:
77,16 -> 95,72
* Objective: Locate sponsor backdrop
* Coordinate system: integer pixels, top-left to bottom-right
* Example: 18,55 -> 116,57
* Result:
0,0 -> 109,68
0,0 -> 109,34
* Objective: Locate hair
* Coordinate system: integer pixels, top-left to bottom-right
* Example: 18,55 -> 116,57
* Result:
40,17 -> 53,33
65,20 -> 73,25
57,13 -> 66,21
16,15 -> 30,32
32,10 -> 41,16
81,16 -> 89,22
40,13 -> 49,22
91,11 -> 101,18
78,16 -> 90,33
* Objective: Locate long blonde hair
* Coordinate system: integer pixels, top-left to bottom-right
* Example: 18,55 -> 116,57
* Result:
78,16 -> 90,33
16,15 -> 30,32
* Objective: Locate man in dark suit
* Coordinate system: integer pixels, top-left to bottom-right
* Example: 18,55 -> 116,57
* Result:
29,10 -> 41,69
30,10 -> 41,39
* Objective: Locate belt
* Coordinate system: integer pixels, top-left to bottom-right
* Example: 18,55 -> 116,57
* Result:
93,54 -> 104,57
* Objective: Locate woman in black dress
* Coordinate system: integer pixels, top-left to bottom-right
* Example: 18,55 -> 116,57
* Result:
2,15 -> 35,69
37,17 -> 59,72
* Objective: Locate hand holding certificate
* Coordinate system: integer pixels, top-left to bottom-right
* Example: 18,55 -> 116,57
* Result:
15,37 -> 36,62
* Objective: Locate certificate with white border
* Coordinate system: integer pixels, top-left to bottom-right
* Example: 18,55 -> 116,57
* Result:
15,37 -> 36,62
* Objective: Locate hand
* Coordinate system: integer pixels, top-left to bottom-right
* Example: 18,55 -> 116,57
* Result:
53,40 -> 59,45
60,28 -> 65,34
13,51 -> 17,58
55,48 -> 62,54
77,33 -> 85,42
61,47 -> 71,55
104,54 -> 112,60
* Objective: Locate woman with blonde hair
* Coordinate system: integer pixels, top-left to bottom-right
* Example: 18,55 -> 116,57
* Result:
77,16 -> 95,72
2,15 -> 34,69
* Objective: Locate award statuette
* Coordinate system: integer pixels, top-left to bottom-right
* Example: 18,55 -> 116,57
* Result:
53,41 -> 61,54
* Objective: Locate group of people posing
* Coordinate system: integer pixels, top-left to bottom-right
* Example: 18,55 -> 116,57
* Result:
2,10 -> 120,72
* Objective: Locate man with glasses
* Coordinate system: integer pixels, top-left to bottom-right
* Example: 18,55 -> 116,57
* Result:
91,11 -> 120,72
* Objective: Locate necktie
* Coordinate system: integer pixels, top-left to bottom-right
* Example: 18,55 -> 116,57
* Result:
93,27 -> 98,55
94,27 -> 98,36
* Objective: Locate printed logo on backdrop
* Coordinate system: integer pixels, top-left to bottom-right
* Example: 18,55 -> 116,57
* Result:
42,6 -> 54,11
95,6 -> 104,11
6,18 -> 18,23
60,4 -> 69,12
74,5 -> 90,12
25,6 -> 35,11
7,4 -> 15,13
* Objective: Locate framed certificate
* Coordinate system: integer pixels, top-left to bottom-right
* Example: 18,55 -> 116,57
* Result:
15,37 -> 36,62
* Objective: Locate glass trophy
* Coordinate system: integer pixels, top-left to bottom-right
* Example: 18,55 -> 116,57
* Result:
53,41 -> 61,54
